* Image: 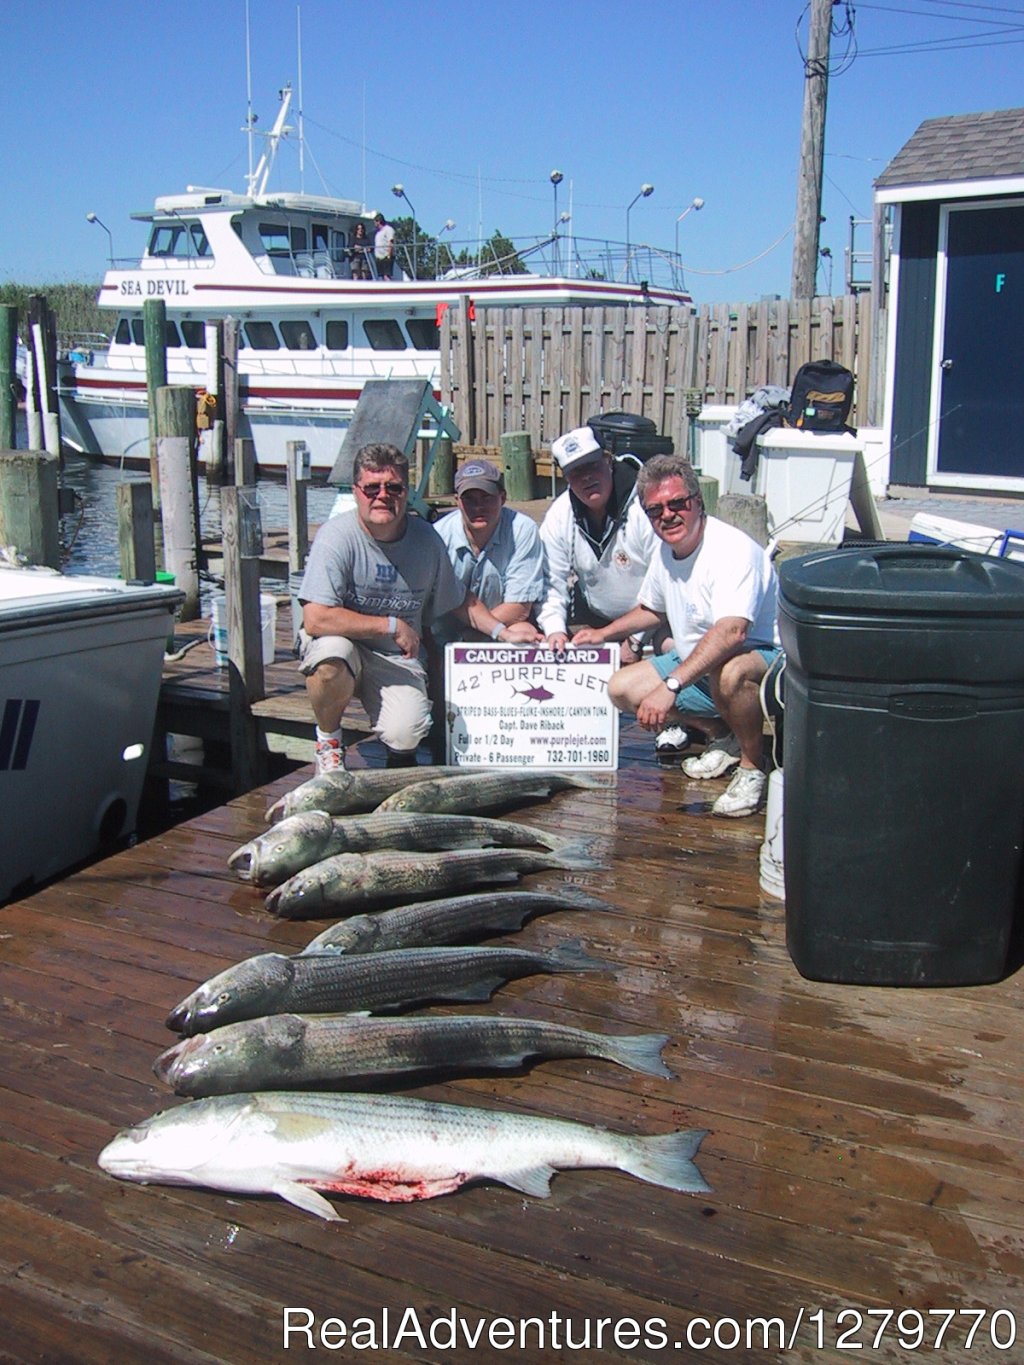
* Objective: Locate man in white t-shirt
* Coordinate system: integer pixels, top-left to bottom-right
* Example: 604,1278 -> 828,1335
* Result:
572,454 -> 780,817
373,213 -> 396,279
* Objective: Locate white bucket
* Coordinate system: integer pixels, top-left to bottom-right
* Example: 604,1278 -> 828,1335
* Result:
209,593 -> 277,667
759,767 -> 785,900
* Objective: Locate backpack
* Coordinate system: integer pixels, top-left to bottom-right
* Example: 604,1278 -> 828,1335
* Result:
786,360 -> 855,432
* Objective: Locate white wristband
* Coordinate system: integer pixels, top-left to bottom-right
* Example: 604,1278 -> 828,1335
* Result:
387,615 -> 397,636
490,622 -> 504,641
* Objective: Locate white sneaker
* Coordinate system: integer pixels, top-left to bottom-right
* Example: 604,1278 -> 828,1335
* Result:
314,737 -> 346,775
681,734 -> 741,779
711,766 -> 767,818
655,725 -> 690,763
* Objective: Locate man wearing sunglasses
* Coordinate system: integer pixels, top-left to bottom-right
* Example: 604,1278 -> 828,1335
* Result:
572,454 -> 780,817
297,443 -> 536,772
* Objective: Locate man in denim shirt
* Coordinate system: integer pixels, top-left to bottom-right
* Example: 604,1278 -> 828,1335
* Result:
431,459 -> 546,645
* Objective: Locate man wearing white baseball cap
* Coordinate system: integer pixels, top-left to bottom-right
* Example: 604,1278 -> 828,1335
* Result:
537,426 -> 658,657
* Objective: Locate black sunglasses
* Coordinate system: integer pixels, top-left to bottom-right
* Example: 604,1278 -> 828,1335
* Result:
643,493 -> 699,521
356,481 -> 407,499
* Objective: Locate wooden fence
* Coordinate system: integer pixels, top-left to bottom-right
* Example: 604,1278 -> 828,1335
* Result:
439,293 -> 879,452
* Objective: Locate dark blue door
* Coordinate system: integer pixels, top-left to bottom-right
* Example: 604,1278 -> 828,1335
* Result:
936,204 -> 1024,481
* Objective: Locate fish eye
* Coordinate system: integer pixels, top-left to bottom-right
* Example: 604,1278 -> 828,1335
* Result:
217,991 -> 232,1004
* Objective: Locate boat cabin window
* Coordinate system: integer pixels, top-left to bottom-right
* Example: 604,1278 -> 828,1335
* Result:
115,318 -> 131,345
280,320 -> 317,350
406,319 -> 441,350
243,321 -> 281,350
363,319 -> 407,351
325,320 -> 349,350
179,320 -> 205,348
148,221 -> 210,258
259,223 -> 307,259
128,317 -> 180,347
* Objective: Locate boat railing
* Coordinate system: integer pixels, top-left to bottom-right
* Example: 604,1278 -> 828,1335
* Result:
428,233 -> 692,295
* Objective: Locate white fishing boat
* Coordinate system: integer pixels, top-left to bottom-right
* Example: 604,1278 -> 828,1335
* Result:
0,564 -> 181,902
59,86 -> 692,478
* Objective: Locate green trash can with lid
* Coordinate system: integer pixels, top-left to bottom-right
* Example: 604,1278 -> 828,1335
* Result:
778,544 -> 1024,986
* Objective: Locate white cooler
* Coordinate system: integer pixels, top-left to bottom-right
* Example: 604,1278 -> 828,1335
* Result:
753,429 -> 861,544
695,405 -> 744,496
0,568 -> 182,901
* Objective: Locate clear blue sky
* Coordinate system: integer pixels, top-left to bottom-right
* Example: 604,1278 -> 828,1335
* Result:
5,0 -> 1024,302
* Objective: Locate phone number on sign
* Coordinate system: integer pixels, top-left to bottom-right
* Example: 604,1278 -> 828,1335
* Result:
540,749 -> 610,765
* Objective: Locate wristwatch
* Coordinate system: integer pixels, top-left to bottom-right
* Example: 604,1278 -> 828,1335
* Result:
664,677 -> 682,695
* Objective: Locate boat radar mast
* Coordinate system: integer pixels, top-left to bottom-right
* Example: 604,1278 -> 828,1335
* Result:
245,85 -> 294,199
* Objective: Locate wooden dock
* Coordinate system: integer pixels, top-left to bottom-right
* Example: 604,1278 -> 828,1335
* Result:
2,728 -> 1024,1363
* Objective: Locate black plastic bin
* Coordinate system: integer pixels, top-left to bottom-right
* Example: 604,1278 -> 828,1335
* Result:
778,544 -> 1024,986
586,411 -> 674,461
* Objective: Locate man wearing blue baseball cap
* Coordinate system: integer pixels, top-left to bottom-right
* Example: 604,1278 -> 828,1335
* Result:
431,459 -> 546,645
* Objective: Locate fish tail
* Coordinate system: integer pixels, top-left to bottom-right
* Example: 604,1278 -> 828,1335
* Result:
548,838 -> 601,870
543,939 -> 611,974
599,1032 -> 675,1079
566,773 -> 614,791
618,1129 -> 712,1193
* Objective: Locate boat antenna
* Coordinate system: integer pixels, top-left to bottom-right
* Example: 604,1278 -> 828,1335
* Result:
244,0 -> 255,195
296,6 -> 305,194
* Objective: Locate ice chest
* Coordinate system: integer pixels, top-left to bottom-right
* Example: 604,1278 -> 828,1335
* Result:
778,544 -> 1024,986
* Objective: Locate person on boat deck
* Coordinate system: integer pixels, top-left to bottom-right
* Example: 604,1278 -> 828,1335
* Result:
572,453 -> 781,819
430,459 -> 546,647
373,212 -> 396,280
297,443 -> 539,773
349,221 -> 371,280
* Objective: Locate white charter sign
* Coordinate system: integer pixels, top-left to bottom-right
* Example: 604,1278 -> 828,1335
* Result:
444,644 -> 620,770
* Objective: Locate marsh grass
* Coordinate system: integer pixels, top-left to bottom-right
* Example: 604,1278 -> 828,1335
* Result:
0,282 -> 107,343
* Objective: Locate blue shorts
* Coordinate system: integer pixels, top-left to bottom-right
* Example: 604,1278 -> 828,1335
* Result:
651,646 -> 781,717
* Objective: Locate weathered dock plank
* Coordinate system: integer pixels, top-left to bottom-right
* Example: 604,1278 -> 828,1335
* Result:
2,729 -> 1023,1363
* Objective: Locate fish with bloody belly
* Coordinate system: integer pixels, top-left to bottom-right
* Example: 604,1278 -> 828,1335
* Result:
98,1091 -> 711,1219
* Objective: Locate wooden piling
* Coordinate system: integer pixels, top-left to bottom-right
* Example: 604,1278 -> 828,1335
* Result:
203,321 -> 225,485
154,385 -> 200,619
220,483 -> 267,792
500,430 -> 534,500
0,449 -> 60,568
235,437 -> 256,486
116,481 -> 157,582
427,435 -> 453,498
144,299 -> 168,508
23,325 -> 42,451
222,318 -> 240,483
28,296 -> 61,457
0,305 -> 18,449
286,439 -> 310,575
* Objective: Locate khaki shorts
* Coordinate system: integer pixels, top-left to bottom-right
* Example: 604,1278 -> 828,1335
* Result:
298,632 -> 432,753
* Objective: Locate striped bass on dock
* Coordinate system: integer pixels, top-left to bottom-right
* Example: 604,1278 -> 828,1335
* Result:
302,888 -> 612,954
153,1011 -> 675,1096
98,1091 -> 711,1218
229,811 -> 574,886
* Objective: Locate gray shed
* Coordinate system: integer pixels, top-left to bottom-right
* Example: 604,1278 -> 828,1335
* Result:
875,107 -> 1024,492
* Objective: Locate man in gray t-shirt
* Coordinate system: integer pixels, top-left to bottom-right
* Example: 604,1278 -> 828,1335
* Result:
298,442 -> 539,771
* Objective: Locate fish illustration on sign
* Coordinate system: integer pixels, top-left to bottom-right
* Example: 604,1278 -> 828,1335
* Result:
511,684 -> 554,703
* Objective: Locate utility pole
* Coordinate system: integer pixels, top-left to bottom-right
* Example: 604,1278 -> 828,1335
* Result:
791,0 -> 833,299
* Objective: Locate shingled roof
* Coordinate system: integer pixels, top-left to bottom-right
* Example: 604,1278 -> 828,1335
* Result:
875,107 -> 1024,189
